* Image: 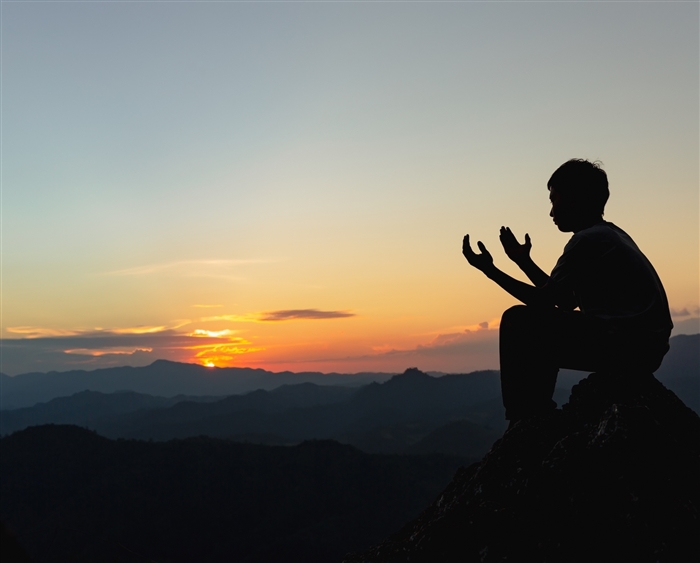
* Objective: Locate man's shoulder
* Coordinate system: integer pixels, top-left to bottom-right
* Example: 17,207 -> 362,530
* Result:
570,221 -> 631,246
578,220 -> 622,237
560,222 -> 632,262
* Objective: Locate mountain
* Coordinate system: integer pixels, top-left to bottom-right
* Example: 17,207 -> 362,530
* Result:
0,425 -> 464,563
2,333 -> 695,458
405,420 -> 503,458
1,390 -> 222,436
0,360 -> 394,410
1,369 -> 504,459
63,369 -> 502,450
654,333 -> 700,412
345,370 -> 700,562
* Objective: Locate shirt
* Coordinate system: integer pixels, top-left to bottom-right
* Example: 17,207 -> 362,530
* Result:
548,221 -> 672,338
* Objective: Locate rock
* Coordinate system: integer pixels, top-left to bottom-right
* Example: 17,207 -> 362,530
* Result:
343,372 -> 700,563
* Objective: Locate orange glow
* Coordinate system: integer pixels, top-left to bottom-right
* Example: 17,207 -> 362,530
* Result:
186,341 -> 266,368
189,329 -> 238,338
112,326 -> 168,334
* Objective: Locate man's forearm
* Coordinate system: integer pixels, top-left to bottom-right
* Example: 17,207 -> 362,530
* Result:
515,257 -> 550,288
482,264 -> 551,307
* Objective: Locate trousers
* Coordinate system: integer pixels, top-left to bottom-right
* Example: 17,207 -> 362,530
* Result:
499,305 -> 669,421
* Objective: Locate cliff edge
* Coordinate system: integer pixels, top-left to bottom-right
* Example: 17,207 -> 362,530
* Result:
344,372 -> 699,562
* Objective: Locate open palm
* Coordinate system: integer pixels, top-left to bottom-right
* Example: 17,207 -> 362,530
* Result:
499,227 -> 531,264
462,235 -> 493,272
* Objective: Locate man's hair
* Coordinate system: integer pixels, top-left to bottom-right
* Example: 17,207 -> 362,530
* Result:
547,159 -> 609,216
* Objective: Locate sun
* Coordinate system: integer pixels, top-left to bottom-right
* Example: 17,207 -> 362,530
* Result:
205,362 -> 216,368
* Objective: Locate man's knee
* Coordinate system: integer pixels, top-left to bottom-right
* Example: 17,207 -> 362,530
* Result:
500,305 -> 532,329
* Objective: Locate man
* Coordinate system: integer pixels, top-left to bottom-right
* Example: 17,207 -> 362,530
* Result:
462,159 -> 672,423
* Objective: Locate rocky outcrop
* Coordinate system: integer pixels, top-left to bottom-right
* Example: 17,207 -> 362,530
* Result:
344,372 -> 700,563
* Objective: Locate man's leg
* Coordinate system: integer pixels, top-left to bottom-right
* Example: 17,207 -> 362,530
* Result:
499,305 -> 605,421
499,305 -> 558,421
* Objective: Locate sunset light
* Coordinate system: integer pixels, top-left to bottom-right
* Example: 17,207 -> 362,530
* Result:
1,2 -> 697,377
190,329 -> 238,338
2,5 -> 697,560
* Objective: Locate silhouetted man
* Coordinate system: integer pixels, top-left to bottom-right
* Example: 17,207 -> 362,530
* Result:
462,159 -> 672,423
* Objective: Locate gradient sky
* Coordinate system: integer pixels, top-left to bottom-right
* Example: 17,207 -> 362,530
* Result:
2,1 -> 698,376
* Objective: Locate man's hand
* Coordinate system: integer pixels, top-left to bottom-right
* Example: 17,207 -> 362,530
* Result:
499,227 -> 531,265
462,234 -> 494,273
463,233 -> 549,306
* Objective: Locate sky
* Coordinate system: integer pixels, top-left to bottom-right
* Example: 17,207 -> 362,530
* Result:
1,0 -> 698,376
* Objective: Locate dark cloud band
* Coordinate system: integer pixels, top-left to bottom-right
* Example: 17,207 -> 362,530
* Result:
258,309 -> 355,322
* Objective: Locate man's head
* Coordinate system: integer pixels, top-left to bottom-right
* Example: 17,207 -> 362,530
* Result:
547,159 -> 609,232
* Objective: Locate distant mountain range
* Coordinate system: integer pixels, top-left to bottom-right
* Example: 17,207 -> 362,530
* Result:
0,361 -> 396,410
1,334 -> 696,459
1,369 -> 505,459
2,333 -> 696,410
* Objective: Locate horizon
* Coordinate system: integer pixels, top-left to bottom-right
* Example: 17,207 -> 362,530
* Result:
3,331 -> 698,379
1,355 -> 480,377
3,2 -> 698,376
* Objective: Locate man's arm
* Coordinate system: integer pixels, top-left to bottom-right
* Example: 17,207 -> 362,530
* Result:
462,235 -> 554,307
499,227 -> 550,287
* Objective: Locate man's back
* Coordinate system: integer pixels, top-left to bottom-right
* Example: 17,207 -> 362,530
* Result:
550,221 -> 672,338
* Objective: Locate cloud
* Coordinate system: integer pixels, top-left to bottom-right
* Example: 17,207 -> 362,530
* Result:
0,327 -> 260,375
670,306 -> 700,319
202,309 -> 356,323
258,309 -> 356,321
5,326 -> 83,338
6,323 -> 186,338
372,327 -> 497,359
111,326 -> 168,335
189,329 -> 238,338
259,325 -> 499,374
64,347 -> 154,357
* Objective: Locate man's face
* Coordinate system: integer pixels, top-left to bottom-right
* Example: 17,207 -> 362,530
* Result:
549,188 -> 576,232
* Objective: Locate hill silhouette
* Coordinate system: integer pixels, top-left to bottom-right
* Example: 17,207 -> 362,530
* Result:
2,369 -> 505,459
0,360 -> 395,410
2,334 -> 695,414
653,333 -> 700,412
1,337 -> 697,561
0,425 -> 463,563
4,332 -> 697,457
345,371 -> 700,562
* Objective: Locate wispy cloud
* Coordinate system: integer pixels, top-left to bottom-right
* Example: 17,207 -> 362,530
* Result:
0,326 -> 261,374
263,323 -> 500,374
369,324 -> 497,358
202,309 -> 356,323
111,326 -> 168,335
5,326 -> 83,338
258,309 -> 356,322
192,304 -> 224,309
64,347 -> 154,357
670,306 -> 700,318
189,329 -> 239,338
6,324 -> 186,339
